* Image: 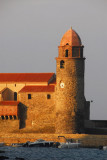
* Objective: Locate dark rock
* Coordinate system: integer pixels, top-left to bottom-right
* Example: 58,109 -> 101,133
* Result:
0,156 -> 9,159
99,145 -> 103,150
0,150 -> 5,153
15,157 -> 25,160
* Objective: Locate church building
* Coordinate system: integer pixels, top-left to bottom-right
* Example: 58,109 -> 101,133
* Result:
0,28 -> 90,134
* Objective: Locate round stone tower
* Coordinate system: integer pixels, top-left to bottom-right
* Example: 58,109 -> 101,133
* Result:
55,28 -> 85,134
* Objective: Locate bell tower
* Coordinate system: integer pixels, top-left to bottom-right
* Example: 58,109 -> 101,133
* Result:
55,28 -> 85,134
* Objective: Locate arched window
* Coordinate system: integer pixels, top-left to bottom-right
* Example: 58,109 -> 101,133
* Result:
5,115 -> 8,120
60,60 -> 64,68
65,49 -> 68,57
14,115 -> 16,120
10,115 -> 12,120
1,115 -> 4,120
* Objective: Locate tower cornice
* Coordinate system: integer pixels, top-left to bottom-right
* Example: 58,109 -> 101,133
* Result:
58,45 -> 84,48
55,57 -> 86,60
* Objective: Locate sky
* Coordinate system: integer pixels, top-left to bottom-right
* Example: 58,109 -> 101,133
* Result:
0,0 -> 107,120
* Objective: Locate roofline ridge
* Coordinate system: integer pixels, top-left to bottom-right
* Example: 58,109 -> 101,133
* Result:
0,72 -> 55,74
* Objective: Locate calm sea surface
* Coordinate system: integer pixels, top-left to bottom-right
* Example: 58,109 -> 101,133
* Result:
0,146 -> 107,160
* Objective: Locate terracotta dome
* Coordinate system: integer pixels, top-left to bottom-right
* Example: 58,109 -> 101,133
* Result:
60,28 -> 82,46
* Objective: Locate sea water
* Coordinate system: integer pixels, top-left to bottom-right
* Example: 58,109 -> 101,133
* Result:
0,146 -> 107,160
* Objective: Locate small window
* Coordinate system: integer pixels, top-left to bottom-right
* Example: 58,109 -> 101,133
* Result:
14,92 -> 17,101
60,60 -> 64,68
66,43 -> 69,45
28,94 -> 31,99
47,94 -> 51,99
65,49 -> 68,57
15,84 -> 16,87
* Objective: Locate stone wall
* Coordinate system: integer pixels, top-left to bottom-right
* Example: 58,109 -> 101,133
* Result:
19,92 -> 55,133
55,58 -> 85,134
0,119 -> 19,133
84,101 -> 90,120
85,120 -> 107,128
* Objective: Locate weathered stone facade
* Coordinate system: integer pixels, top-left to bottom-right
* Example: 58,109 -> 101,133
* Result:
55,29 -> 86,134
0,28 -> 91,134
19,92 -> 55,133
55,58 -> 85,133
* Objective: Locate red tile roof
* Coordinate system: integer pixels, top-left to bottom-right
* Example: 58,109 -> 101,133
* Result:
0,73 -> 55,82
19,85 -> 55,93
0,101 -> 20,106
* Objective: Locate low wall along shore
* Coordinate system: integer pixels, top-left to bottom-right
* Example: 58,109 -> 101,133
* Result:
0,133 -> 107,148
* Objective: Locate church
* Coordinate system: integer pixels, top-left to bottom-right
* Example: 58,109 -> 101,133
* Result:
0,27 -> 99,134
